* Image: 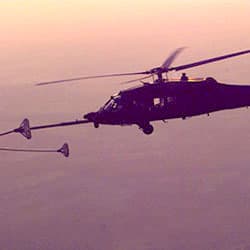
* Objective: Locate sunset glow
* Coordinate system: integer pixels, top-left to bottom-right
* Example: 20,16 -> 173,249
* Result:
0,1 -> 250,250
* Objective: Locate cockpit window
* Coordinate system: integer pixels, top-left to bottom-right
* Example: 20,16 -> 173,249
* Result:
103,95 -> 122,111
103,99 -> 115,110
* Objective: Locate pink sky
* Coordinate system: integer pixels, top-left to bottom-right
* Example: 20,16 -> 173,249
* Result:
0,1 -> 250,249
0,1 -> 249,89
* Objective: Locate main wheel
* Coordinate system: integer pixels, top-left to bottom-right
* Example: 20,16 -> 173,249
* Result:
142,124 -> 154,135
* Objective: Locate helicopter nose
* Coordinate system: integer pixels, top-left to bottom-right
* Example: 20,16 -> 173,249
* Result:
83,112 -> 97,121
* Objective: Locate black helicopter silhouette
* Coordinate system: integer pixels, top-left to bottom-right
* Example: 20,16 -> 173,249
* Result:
1,48 -> 250,144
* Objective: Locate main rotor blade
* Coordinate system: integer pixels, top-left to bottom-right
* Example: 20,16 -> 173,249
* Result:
121,75 -> 153,84
36,71 -> 149,86
161,47 -> 186,69
35,47 -> 186,86
168,49 -> 250,72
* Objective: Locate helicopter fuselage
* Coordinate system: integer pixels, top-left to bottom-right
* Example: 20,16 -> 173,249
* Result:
1,48 -> 249,151
84,77 -> 250,134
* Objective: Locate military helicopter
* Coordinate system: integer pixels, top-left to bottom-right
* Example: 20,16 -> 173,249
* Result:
0,48 -> 249,156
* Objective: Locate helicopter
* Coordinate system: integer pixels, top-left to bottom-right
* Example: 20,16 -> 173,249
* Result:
0,48 -> 249,156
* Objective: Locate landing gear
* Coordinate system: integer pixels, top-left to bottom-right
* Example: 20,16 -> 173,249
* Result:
140,123 -> 154,135
94,122 -> 99,128
143,124 -> 154,135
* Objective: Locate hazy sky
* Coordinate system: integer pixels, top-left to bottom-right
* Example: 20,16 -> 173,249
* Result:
0,0 -> 249,115
0,1 -> 250,250
0,0 -> 249,87
1,1 -> 250,53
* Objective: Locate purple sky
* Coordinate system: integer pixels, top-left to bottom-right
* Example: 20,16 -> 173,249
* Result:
0,1 -> 250,249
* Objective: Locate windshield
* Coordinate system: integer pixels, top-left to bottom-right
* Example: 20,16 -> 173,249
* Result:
103,95 -> 122,111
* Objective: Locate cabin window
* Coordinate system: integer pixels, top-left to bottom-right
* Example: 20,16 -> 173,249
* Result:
153,98 -> 161,106
166,96 -> 176,103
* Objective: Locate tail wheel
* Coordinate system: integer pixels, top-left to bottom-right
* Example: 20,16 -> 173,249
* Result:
142,124 -> 154,135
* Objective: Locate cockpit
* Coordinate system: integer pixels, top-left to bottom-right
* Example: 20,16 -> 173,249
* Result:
102,94 -> 123,112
